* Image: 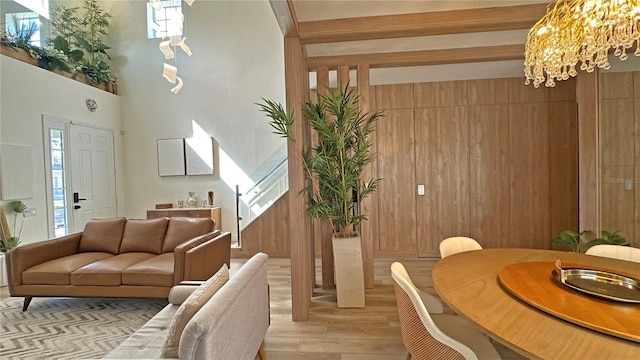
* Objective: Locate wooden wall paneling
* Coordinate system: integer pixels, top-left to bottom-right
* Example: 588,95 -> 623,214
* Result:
508,77 -> 549,104
468,105 -> 511,249
357,64 -> 375,289
235,192 -> 290,258
599,99 -> 635,166
600,72 -> 636,243
416,107 -> 470,257
376,109 -> 417,254
509,103 -> 550,248
467,78 -> 509,105
599,72 -> 634,99
636,97 -> 640,248
373,84 -> 414,110
548,78 -> 577,102
577,72 -> 600,236
337,65 -> 350,88
414,80 -> 468,108
284,36 -> 312,321
549,101 -> 579,238
600,165 -> 635,241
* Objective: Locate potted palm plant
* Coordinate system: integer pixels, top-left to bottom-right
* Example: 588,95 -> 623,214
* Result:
259,83 -> 382,308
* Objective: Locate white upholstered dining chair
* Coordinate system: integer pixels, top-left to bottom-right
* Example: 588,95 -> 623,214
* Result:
585,245 -> 640,263
391,262 -> 501,360
439,237 -> 483,258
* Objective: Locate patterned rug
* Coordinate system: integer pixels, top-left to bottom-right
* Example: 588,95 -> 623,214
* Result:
0,297 -> 167,359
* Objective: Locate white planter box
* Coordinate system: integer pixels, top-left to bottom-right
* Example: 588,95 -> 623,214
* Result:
332,235 -> 365,308
0,253 -> 7,287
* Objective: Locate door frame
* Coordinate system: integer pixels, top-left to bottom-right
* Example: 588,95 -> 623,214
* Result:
42,115 -> 118,237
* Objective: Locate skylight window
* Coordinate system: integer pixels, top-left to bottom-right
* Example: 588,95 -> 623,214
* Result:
147,0 -> 183,39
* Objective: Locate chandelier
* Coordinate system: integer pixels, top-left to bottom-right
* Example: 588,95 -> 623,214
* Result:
524,0 -> 640,88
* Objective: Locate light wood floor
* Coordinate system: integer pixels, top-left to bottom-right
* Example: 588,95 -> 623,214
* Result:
1,258 -> 524,359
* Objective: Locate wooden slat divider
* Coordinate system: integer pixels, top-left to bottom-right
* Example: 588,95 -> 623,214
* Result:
357,63 -> 375,289
284,36 -> 312,321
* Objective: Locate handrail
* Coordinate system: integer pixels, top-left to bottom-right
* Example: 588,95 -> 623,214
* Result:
243,157 -> 287,196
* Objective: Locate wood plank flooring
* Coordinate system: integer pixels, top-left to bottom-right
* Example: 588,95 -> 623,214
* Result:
0,258 -> 524,359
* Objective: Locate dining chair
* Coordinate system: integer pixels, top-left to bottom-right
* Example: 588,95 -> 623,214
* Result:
585,245 -> 640,263
391,262 -> 501,360
439,237 -> 483,258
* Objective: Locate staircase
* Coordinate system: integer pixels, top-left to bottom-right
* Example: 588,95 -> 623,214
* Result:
236,157 -> 288,248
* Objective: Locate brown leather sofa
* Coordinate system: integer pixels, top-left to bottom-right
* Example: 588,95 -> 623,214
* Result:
6,216 -> 231,311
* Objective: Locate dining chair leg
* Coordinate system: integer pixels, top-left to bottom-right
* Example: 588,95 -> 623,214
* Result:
405,351 -> 412,360
257,341 -> 266,360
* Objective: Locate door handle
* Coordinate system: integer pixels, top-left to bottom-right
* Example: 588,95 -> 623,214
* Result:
73,192 -> 87,203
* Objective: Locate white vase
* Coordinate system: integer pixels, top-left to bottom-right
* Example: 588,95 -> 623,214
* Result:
332,235 -> 365,308
187,192 -> 197,208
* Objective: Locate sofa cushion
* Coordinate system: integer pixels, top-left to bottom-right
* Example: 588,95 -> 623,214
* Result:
103,303 -> 179,359
71,253 -> 156,286
160,264 -> 229,358
78,217 -> 127,254
22,252 -> 113,285
120,218 -> 169,254
122,253 -> 174,287
161,217 -> 214,253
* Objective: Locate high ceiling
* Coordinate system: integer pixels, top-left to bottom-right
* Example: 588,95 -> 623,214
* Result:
272,0 -> 551,71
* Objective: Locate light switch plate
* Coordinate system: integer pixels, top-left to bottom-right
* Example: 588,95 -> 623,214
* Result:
417,184 -> 425,196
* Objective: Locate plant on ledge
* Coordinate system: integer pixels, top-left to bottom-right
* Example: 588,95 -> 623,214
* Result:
50,0 -> 114,85
552,229 -> 628,253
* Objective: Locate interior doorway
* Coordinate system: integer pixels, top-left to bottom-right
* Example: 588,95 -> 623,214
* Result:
43,117 -> 117,237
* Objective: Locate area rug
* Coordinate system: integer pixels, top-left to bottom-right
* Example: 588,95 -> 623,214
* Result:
0,297 -> 167,360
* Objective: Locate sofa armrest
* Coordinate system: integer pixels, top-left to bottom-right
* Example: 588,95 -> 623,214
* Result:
174,231 -> 231,283
6,232 -> 82,288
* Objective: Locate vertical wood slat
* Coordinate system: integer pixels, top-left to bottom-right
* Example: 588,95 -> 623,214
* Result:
509,103 -> 550,248
357,64 -> 375,289
315,65 -> 334,290
337,65 -> 350,88
285,36 -> 312,321
577,72 -> 601,236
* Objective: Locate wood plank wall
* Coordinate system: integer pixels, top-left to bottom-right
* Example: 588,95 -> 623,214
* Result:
239,76 -> 578,259
599,71 -> 640,247
371,77 -> 578,257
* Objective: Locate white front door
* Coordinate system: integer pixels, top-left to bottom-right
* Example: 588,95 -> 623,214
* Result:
69,123 -> 117,232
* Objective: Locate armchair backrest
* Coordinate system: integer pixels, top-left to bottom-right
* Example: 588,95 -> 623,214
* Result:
391,262 -> 473,360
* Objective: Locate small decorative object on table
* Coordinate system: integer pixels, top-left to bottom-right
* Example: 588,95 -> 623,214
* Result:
208,191 -> 215,206
187,192 -> 197,207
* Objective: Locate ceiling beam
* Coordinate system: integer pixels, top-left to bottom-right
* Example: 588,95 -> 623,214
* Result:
307,44 -> 525,70
299,4 -> 546,44
269,0 -> 299,37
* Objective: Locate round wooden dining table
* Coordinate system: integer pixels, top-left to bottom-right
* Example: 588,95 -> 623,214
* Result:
432,248 -> 640,360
